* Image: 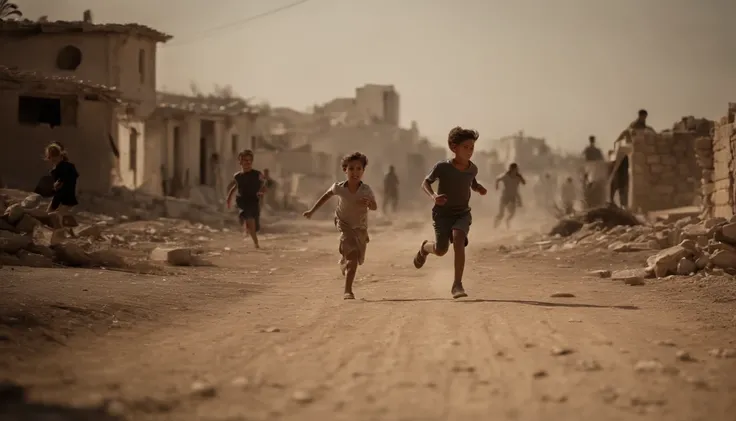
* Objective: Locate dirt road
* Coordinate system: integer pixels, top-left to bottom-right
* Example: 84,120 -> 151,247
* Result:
2,217 -> 736,421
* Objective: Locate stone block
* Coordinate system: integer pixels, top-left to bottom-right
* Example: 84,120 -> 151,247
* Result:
150,247 -> 192,266
0,231 -> 32,254
15,214 -> 40,234
53,243 -> 92,267
88,249 -> 127,268
3,204 -> 24,225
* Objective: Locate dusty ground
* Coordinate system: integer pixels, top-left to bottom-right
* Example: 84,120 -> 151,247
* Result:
1,214 -> 736,421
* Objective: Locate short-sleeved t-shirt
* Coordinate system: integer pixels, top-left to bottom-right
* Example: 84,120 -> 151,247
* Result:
330,181 -> 375,229
425,160 -> 479,215
233,170 -> 262,203
497,172 -> 524,200
50,159 -> 79,207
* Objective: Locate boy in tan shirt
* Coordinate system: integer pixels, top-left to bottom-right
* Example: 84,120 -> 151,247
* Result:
304,152 -> 377,300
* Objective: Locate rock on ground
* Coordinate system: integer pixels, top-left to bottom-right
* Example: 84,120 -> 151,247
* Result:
150,247 -> 193,266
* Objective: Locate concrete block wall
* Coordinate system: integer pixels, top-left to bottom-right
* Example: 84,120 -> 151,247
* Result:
711,122 -> 735,218
630,131 -> 700,212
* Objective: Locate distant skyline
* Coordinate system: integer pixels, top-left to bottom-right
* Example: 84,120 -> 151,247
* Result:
14,0 -> 736,151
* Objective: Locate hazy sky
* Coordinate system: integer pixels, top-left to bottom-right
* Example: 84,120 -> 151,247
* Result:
15,0 -> 736,151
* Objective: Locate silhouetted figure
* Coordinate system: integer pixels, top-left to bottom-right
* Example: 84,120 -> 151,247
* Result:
383,165 -> 399,214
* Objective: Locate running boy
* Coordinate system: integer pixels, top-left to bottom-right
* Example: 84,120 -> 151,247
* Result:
226,150 -> 265,248
494,163 -> 526,229
45,142 -> 79,244
413,127 -> 487,299
303,152 -> 377,300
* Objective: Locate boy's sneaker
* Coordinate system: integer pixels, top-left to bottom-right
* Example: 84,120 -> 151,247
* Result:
413,241 -> 428,269
451,283 -> 468,299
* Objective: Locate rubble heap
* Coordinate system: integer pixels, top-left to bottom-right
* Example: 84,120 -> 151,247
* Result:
78,187 -> 232,228
549,212 -> 736,278
550,204 -> 641,238
1,189 -> 226,270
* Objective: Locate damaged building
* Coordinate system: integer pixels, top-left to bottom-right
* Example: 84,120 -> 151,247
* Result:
146,92 -> 260,200
0,15 -> 171,193
0,66 -> 124,192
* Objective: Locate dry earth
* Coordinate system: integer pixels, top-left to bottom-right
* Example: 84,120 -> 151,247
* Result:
1,215 -> 736,421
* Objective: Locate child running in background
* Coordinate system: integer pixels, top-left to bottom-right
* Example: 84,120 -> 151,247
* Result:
413,127 -> 487,299
494,163 -> 526,229
303,152 -> 377,300
226,149 -> 265,248
560,176 -> 576,215
45,142 -> 79,244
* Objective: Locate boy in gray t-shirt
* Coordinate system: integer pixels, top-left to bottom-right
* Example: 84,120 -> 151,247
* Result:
413,127 -> 487,299
303,152 -> 377,300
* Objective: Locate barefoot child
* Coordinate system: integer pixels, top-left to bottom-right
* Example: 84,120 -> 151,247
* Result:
413,127 -> 487,299
45,142 -> 79,244
303,152 -> 377,300
226,150 -> 265,248
494,163 -> 526,229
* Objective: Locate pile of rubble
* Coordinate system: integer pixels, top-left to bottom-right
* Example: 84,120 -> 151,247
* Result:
548,207 -> 736,279
78,186 -> 231,228
0,190 -> 223,270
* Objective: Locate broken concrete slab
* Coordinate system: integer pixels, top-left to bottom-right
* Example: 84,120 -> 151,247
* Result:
20,194 -> 41,210
3,204 -> 24,225
52,243 -> 92,267
611,268 -> 648,285
646,241 -> 698,278
74,224 -> 104,239
150,247 -> 192,266
88,249 -> 127,268
676,257 -> 697,275
16,250 -> 54,268
14,214 -> 40,234
0,231 -> 33,254
0,253 -> 21,266
710,249 -> 736,270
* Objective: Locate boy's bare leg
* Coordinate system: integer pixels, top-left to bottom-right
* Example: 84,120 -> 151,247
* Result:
506,206 -> 516,229
245,219 -> 260,248
344,251 -> 359,299
451,230 -> 468,298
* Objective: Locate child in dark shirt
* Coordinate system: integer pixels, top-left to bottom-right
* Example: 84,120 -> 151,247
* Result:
226,149 -> 265,248
413,127 -> 487,299
44,142 -> 79,242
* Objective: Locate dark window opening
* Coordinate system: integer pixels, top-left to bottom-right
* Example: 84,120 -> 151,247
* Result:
138,49 -> 146,83
56,45 -> 83,71
129,128 -> 139,171
199,137 -> 207,185
231,134 -> 239,155
18,96 -> 62,126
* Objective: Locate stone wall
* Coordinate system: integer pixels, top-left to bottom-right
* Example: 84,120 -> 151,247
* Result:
710,112 -> 736,218
630,131 -> 700,212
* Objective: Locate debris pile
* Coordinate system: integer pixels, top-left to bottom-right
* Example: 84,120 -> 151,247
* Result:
1,190 -> 221,270
547,207 -> 736,278
78,186 -> 231,228
549,204 -> 641,238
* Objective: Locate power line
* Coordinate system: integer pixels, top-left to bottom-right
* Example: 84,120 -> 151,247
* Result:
165,0 -> 313,48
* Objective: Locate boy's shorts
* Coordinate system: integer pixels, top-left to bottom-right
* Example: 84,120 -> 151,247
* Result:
335,218 -> 369,265
432,210 -> 471,251
237,199 -> 261,232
